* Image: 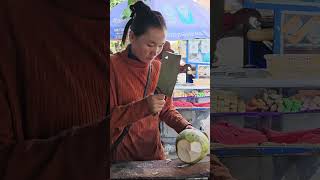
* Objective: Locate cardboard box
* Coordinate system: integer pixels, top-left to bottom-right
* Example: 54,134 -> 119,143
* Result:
265,54 -> 320,79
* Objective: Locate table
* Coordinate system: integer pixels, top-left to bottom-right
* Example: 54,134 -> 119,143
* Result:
110,156 -> 210,179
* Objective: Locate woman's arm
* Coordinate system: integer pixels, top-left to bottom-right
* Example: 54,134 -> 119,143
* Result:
159,97 -> 191,133
0,65 -> 107,180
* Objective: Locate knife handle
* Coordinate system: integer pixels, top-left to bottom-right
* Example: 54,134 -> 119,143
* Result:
151,91 -> 166,116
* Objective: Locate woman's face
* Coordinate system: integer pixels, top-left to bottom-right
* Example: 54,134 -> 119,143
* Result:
130,27 -> 166,63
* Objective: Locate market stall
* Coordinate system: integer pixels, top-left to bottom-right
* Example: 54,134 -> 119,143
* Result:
110,0 -> 210,179
110,0 -> 210,159
212,0 -> 320,179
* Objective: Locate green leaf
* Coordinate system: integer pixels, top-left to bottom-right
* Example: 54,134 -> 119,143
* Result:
122,8 -> 131,20
110,0 -> 126,9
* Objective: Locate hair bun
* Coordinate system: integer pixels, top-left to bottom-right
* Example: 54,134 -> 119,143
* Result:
130,1 -> 151,18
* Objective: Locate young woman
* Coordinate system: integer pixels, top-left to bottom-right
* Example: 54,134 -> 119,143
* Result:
110,1 -> 193,162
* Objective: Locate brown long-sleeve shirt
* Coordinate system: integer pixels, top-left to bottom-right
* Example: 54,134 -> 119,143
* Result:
110,48 -> 190,162
0,0 -> 108,179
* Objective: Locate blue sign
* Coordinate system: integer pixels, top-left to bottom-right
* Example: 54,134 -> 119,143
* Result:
110,0 -> 210,40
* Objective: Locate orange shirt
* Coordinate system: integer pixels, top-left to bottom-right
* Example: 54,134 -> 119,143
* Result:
110,48 -> 190,161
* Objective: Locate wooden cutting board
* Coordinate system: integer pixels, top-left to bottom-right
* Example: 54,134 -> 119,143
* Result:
110,156 -> 210,179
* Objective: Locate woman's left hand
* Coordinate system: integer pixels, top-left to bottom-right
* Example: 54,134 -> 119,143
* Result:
185,125 -> 195,129
185,125 -> 208,138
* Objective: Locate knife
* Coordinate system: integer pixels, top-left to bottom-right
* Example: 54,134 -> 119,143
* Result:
155,51 -> 181,98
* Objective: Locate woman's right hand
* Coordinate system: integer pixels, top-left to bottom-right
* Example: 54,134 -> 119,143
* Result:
146,94 -> 166,114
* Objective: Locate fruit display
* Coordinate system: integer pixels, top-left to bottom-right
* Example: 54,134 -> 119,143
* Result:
246,89 -> 284,112
294,90 -> 320,111
246,89 -> 320,113
212,89 -> 320,113
173,90 -> 210,98
211,90 -> 246,113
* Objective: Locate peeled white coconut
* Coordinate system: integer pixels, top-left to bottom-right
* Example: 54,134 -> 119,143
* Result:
176,129 -> 209,164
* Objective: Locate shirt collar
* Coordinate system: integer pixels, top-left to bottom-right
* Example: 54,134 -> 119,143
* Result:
128,45 -> 140,61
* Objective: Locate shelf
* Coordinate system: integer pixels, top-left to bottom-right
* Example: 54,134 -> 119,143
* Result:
286,44 -> 320,48
175,84 -> 210,90
173,96 -> 210,99
212,144 -> 320,157
213,76 -> 320,88
176,107 -> 210,110
211,110 -> 320,117
187,61 -> 210,65
244,0 -> 320,12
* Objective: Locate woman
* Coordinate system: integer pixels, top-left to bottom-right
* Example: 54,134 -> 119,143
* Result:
110,1 -> 193,162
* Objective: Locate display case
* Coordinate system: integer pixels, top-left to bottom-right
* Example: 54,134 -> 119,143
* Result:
211,1 -> 320,179
212,71 -> 320,179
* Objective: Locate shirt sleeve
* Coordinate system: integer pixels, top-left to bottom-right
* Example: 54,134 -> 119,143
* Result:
109,97 -> 152,130
0,77 -> 15,179
159,97 -> 191,133
0,35 -> 106,180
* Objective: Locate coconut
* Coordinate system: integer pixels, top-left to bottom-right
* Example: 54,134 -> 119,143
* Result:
176,129 -> 209,164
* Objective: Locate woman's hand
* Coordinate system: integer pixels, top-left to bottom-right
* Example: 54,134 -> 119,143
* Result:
146,94 -> 166,114
185,125 -> 208,138
185,125 -> 194,129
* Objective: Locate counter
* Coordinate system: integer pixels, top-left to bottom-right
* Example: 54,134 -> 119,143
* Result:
110,156 -> 210,179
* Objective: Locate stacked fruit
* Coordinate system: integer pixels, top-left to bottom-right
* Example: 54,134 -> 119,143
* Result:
212,90 -> 246,113
246,89 -> 284,112
246,89 -> 320,113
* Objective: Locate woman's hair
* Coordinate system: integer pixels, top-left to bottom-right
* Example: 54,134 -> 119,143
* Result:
121,1 -> 167,45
